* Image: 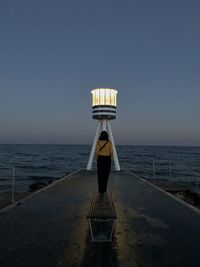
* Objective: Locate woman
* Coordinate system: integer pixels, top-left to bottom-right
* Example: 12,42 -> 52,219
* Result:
95,131 -> 113,193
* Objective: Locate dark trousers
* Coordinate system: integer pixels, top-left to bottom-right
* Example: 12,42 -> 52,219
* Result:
97,155 -> 111,193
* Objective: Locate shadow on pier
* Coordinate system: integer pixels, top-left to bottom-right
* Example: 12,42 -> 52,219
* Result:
1,169 -> 200,267
80,232 -> 118,267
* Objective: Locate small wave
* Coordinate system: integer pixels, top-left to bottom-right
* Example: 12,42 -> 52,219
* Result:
78,153 -> 88,156
29,175 -> 55,180
18,165 -> 47,170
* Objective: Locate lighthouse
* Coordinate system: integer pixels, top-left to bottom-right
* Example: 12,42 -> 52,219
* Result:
86,88 -> 120,171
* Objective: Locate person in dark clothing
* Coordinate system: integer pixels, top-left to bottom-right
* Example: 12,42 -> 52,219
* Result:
95,131 -> 113,193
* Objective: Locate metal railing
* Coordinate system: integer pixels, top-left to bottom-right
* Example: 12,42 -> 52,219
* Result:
0,166 -> 15,203
153,160 -> 200,193
153,160 -> 170,184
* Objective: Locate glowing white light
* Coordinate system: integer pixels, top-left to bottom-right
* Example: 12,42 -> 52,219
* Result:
91,88 -> 118,107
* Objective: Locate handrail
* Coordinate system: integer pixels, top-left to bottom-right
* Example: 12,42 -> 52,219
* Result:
153,160 -> 171,184
170,161 -> 200,177
152,160 -> 200,193
0,166 -> 15,203
152,160 -> 172,184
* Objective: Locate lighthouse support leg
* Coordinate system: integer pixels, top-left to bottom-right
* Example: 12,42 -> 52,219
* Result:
107,121 -> 120,171
86,120 -> 120,171
102,119 -> 107,131
86,120 -> 101,170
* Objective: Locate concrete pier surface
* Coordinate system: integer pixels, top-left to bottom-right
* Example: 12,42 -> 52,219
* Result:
0,169 -> 200,267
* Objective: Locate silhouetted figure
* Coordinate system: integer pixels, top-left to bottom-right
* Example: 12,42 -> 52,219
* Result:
95,131 -> 113,193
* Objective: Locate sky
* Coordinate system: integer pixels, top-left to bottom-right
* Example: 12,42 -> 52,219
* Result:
0,0 -> 200,146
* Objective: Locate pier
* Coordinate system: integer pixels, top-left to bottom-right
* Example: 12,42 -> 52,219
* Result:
0,169 -> 200,267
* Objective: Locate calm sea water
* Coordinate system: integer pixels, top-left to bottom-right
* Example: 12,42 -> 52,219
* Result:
0,144 -> 200,192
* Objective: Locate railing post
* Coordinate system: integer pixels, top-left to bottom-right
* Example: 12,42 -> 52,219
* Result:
195,175 -> 198,194
169,161 -> 172,183
11,167 -> 15,203
153,161 -> 156,184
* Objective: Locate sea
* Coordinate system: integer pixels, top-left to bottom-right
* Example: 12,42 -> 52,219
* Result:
0,144 -> 200,193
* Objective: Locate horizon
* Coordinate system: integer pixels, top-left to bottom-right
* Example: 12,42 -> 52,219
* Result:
0,143 -> 200,148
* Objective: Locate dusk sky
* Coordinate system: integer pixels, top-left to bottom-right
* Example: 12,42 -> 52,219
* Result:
0,0 -> 200,146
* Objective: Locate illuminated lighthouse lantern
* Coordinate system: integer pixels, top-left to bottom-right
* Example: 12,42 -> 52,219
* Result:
87,88 -> 120,171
